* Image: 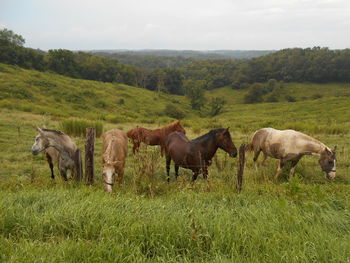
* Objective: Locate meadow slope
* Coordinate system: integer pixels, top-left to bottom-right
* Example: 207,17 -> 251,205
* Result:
0,65 -> 350,262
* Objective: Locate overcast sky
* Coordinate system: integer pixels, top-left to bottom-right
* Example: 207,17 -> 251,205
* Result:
1,0 -> 349,50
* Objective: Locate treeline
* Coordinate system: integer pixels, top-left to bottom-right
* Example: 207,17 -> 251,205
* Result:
92,52 -> 193,69
1,29 -> 350,98
235,47 -> 350,84
0,29 -> 186,94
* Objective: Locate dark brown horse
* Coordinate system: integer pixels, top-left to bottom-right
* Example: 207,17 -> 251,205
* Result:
165,128 -> 237,182
127,120 -> 186,154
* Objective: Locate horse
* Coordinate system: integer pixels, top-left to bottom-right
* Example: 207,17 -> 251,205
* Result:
165,128 -> 237,182
248,128 -> 337,179
127,120 -> 186,154
102,129 -> 128,192
31,127 -> 79,181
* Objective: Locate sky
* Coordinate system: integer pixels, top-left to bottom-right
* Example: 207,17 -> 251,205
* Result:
1,0 -> 349,50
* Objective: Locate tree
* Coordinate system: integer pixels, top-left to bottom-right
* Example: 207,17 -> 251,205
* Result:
47,49 -> 80,77
210,97 -> 225,116
244,83 -> 264,104
0,28 -> 25,46
163,68 -> 184,95
184,80 -> 206,110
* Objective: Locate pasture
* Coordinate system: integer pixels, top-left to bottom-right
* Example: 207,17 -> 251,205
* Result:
0,66 -> 350,262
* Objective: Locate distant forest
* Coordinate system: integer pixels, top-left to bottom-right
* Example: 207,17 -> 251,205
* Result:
90,49 -> 274,68
1,28 -> 350,96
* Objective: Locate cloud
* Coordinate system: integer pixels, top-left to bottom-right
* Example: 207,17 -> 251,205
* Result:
2,0 -> 350,49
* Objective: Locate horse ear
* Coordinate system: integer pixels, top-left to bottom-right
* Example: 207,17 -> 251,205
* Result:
333,145 -> 337,154
36,127 -> 43,133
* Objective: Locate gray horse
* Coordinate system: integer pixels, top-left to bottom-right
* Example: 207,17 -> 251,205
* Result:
248,128 -> 336,179
31,128 -> 78,180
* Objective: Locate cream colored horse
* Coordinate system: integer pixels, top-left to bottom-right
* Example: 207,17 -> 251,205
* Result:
249,128 -> 336,179
31,128 -> 78,180
102,129 -> 128,192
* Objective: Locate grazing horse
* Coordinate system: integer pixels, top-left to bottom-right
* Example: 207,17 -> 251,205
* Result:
102,129 -> 128,192
248,128 -> 337,179
31,128 -> 79,180
165,128 -> 237,182
127,120 -> 186,154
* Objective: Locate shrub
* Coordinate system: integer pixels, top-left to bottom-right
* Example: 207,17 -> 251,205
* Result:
286,95 -> 297,102
59,119 -> 103,137
312,93 -> 323,99
117,98 -> 125,105
164,103 -> 186,119
95,101 -> 107,109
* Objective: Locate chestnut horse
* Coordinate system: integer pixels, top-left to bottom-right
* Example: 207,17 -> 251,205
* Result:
165,128 -> 237,182
127,120 -> 186,154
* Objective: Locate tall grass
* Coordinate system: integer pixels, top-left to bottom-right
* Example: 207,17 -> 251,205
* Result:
59,119 -> 103,137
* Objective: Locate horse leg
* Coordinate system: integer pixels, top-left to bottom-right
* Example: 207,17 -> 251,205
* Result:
289,158 -> 301,179
117,169 -> 124,186
203,166 -> 208,180
115,167 -> 124,186
191,171 -> 199,182
46,153 -> 55,179
175,164 -> 179,180
166,155 -> 171,182
261,153 -> 268,166
253,149 -> 261,170
275,159 -> 285,180
132,141 -> 138,154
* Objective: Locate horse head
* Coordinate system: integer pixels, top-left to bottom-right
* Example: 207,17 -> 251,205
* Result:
102,160 -> 117,193
319,146 -> 337,179
31,127 -> 50,155
174,120 -> 186,134
217,128 -> 237,158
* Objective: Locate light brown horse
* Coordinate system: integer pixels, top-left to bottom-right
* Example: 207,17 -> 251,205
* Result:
127,120 -> 186,154
248,128 -> 337,179
31,128 -> 79,180
165,128 -> 237,182
102,129 -> 128,192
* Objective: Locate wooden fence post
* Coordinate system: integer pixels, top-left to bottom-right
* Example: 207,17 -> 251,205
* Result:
85,127 -> 96,185
237,143 -> 246,193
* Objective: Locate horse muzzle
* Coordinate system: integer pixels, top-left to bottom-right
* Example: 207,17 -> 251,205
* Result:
231,152 -> 237,158
31,149 -> 40,156
326,171 -> 336,179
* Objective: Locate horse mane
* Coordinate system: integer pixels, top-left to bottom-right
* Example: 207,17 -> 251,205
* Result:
156,120 -> 180,133
192,128 -> 225,143
42,128 -> 65,136
103,139 -> 115,164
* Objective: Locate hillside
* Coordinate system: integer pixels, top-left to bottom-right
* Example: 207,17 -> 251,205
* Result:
1,63 -> 350,134
0,63 -> 190,123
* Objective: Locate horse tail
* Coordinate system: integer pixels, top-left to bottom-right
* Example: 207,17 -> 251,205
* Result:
245,142 -> 254,152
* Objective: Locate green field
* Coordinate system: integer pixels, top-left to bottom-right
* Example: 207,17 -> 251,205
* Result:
0,64 -> 350,262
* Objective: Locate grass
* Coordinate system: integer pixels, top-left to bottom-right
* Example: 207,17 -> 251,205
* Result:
59,119 -> 104,137
0,65 -> 350,262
